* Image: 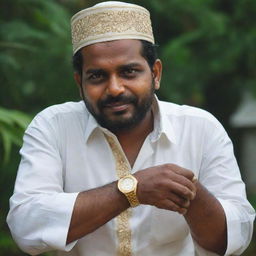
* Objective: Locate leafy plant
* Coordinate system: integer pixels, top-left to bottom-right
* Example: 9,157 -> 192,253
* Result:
0,107 -> 31,165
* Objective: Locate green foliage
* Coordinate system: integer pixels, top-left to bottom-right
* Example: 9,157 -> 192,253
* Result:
0,231 -> 21,255
0,107 -> 31,164
0,107 -> 31,255
0,1 -> 77,255
0,0 -> 78,113
129,0 -> 256,109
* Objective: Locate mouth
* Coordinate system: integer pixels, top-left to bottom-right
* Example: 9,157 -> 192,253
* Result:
99,94 -> 137,114
104,102 -> 130,112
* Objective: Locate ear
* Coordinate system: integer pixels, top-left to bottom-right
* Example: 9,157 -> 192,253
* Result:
74,72 -> 82,98
152,59 -> 162,90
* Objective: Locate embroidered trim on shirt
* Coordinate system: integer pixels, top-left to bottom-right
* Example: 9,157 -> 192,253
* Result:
105,134 -> 132,256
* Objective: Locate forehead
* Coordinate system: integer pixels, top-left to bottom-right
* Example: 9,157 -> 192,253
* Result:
80,39 -> 146,69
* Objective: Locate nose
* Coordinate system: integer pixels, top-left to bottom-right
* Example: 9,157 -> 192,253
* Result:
106,75 -> 125,97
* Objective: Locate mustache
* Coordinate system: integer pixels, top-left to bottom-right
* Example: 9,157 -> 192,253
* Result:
98,94 -> 137,108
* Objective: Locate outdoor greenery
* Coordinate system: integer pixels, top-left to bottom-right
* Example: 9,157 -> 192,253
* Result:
0,0 -> 255,255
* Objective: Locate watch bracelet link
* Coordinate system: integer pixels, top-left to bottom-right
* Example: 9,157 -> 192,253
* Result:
126,190 -> 140,207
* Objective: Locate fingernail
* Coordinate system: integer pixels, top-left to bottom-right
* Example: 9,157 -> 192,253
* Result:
180,209 -> 187,215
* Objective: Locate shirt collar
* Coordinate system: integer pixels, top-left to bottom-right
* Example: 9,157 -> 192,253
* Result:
84,110 -> 100,143
150,95 -> 177,144
83,95 -> 177,144
83,107 -> 117,142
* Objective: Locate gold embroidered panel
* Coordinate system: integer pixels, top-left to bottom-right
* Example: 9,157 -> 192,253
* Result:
105,134 -> 133,256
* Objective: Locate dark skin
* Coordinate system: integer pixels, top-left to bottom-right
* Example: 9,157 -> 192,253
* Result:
69,39 -> 227,255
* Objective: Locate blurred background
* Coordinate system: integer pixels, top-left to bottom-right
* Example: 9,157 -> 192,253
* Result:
0,0 -> 255,255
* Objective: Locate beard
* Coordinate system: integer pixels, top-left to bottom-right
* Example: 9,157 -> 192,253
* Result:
83,82 -> 155,133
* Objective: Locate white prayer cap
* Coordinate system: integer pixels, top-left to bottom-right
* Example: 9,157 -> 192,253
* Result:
71,1 -> 155,55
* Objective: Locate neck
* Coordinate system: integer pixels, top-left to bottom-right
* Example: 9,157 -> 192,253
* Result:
113,109 -> 153,167
114,109 -> 153,167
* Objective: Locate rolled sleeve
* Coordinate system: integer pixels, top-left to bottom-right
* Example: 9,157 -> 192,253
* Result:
218,199 -> 255,255
7,112 -> 80,254
7,192 -> 79,255
199,116 -> 255,255
41,192 -> 79,251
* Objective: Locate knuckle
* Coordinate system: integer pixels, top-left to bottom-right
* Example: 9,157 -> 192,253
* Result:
163,163 -> 174,171
154,178 -> 167,188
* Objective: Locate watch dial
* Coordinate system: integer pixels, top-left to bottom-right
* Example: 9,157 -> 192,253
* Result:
121,177 -> 134,191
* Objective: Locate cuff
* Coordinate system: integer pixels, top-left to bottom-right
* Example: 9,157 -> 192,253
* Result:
218,198 -> 254,256
42,192 -> 79,252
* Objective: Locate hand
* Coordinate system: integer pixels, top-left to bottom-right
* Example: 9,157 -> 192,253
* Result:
134,164 -> 197,214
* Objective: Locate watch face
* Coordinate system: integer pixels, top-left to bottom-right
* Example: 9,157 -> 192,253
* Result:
120,177 -> 134,192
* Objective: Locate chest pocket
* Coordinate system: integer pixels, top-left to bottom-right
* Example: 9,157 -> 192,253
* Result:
150,207 -> 189,244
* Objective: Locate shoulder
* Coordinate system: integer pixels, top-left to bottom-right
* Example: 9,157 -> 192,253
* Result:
159,100 -> 221,129
158,100 -> 230,155
37,101 -> 86,120
28,101 -> 88,131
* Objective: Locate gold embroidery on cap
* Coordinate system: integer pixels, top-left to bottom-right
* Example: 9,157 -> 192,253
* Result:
104,134 -> 132,256
71,9 -> 154,53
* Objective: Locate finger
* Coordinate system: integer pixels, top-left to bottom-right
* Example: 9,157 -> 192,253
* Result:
165,163 -> 195,181
178,208 -> 188,215
156,199 -> 187,214
166,192 -> 191,209
169,172 -> 197,194
169,181 -> 196,201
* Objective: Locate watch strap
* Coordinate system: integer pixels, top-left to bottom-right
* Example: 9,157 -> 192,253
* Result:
126,190 -> 140,207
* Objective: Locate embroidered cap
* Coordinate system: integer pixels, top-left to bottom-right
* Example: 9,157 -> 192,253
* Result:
71,1 -> 155,55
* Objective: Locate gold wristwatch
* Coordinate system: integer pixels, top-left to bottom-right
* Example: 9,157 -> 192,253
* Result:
117,174 -> 140,207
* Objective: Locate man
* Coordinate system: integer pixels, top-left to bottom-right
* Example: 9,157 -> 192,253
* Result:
7,1 -> 255,256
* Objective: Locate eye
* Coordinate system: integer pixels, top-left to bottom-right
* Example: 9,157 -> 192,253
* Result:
90,73 -> 102,80
125,68 -> 136,74
122,68 -> 139,78
86,72 -> 106,84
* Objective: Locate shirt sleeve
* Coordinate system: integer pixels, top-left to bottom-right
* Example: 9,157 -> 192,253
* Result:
198,117 -> 255,255
6,113 -> 79,255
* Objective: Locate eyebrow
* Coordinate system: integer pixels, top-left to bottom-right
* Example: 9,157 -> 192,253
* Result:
85,68 -> 105,75
85,62 -> 143,75
118,62 -> 142,70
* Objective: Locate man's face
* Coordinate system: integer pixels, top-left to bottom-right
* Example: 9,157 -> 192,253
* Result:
76,39 -> 161,132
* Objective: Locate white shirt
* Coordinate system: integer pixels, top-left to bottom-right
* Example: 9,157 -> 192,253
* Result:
7,98 -> 255,256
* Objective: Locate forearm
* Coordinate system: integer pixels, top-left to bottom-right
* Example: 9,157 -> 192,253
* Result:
184,182 -> 227,255
66,181 -> 129,244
